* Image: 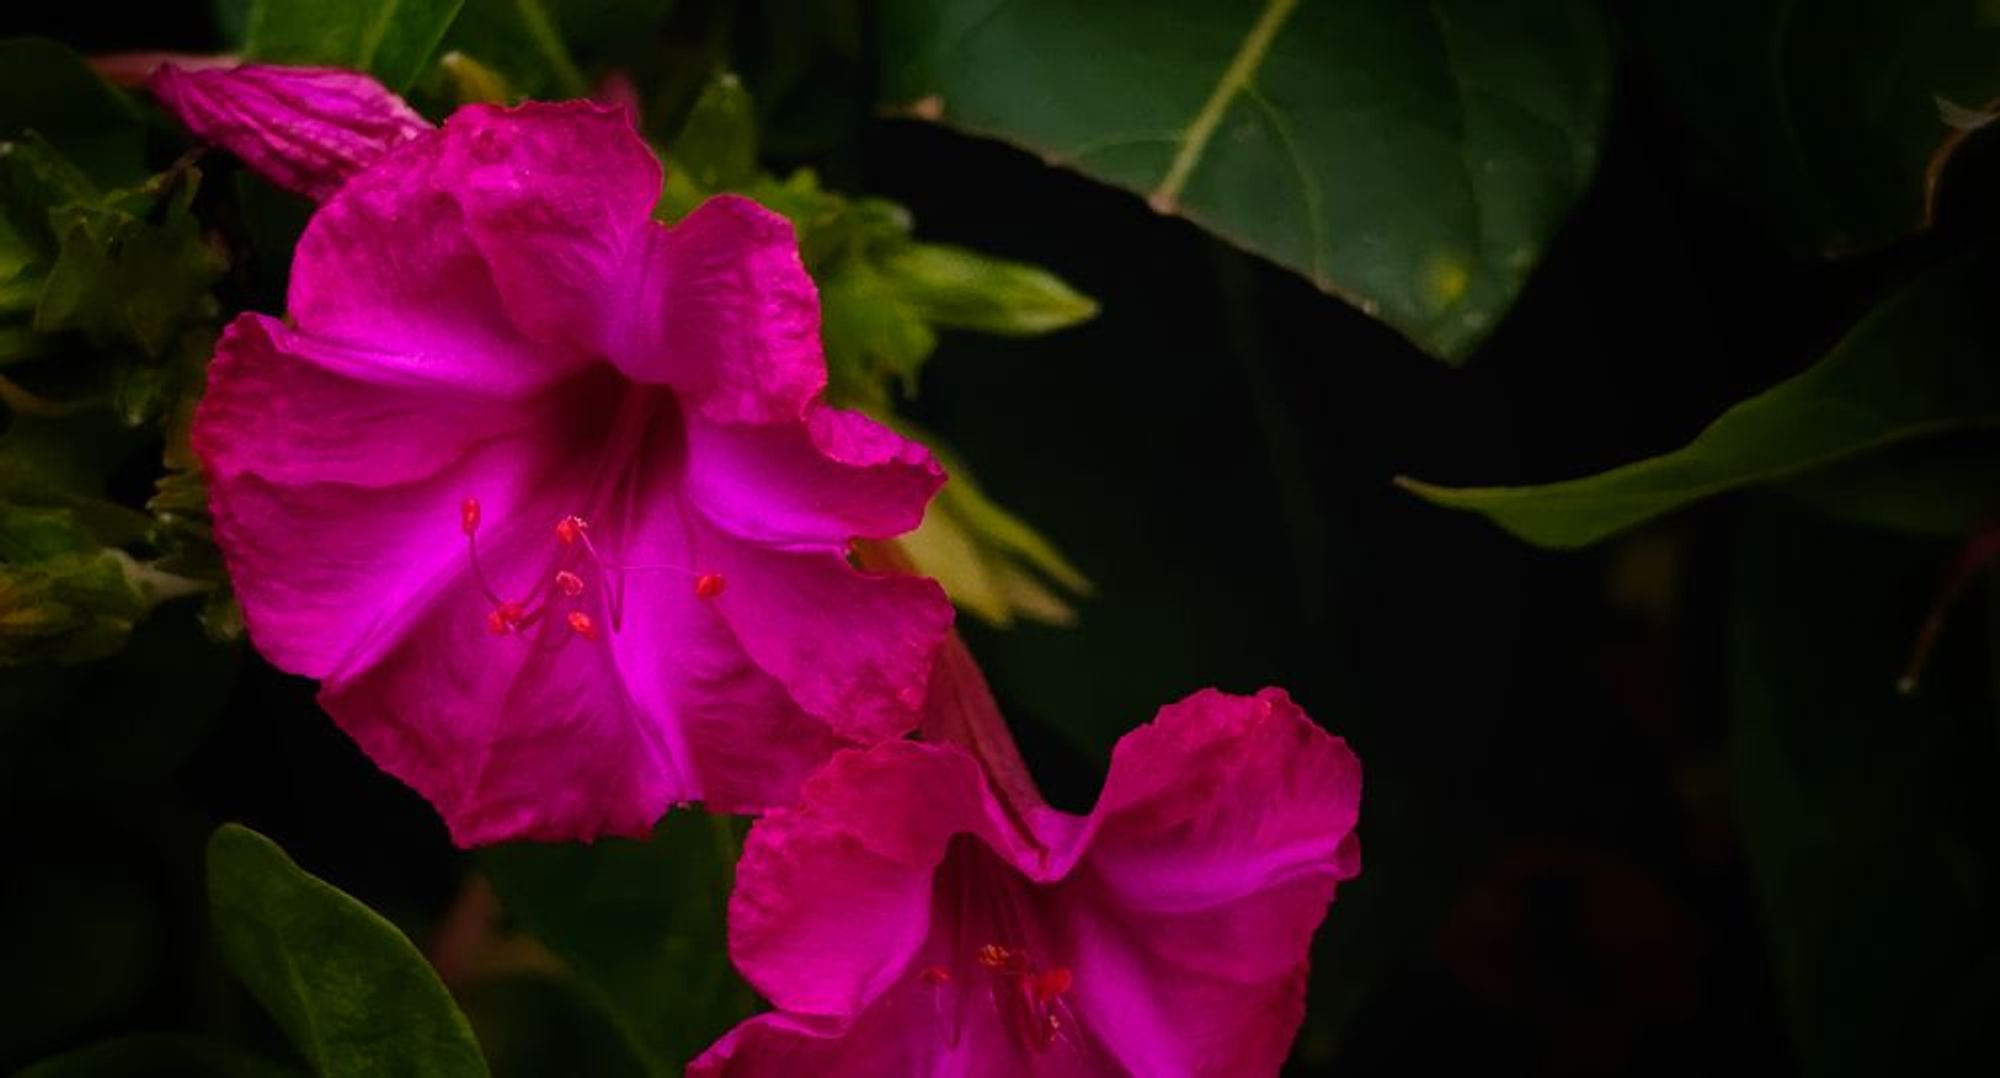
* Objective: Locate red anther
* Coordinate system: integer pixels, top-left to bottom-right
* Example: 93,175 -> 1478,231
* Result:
920,965 -> 952,986
486,600 -> 526,635
566,610 -> 599,640
976,944 -> 1026,974
1031,967 -> 1072,1002
693,572 -> 726,599
460,497 -> 481,536
555,515 -> 588,545
555,570 -> 586,597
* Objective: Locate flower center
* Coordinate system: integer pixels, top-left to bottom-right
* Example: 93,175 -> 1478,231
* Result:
922,941 -> 1077,1053
458,497 -> 723,642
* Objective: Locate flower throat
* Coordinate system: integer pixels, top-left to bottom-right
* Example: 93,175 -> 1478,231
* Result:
458,497 -> 723,642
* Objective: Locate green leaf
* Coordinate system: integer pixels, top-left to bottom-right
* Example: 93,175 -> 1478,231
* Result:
35,165 -> 224,360
1630,0 -> 2000,254
0,132 -> 101,258
0,38 -> 145,188
205,824 -> 491,1078
479,812 -> 755,1074
879,0 -> 1610,362
817,258 -> 936,403
1400,250 -> 2000,548
15,1034 -> 300,1078
243,0 -> 467,92
669,69 -> 759,192
1730,507 -> 2000,1074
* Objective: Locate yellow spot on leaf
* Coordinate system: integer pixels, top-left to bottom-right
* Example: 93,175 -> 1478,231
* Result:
1422,254 -> 1471,312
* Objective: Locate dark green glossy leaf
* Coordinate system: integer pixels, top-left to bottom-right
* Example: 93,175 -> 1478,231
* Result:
206,824 -> 491,1078
1630,0 -> 2000,254
0,38 -> 145,187
243,0 -> 466,92
1400,250 -> 2000,547
879,0 -> 1610,361
479,812 -> 754,1075
15,1034 -> 300,1078
1730,507 -> 2000,1074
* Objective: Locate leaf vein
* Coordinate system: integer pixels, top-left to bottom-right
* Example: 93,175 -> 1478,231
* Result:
1149,0 -> 1301,212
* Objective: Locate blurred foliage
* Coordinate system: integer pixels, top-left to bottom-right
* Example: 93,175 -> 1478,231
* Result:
476,813 -> 752,1075
240,0 -> 463,91
16,1034 -> 299,1077
0,38 -> 228,667
1629,0 -> 2000,255
1731,507 -> 2000,1075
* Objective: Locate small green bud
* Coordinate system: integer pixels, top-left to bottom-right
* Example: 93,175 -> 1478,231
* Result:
880,243 -> 1096,337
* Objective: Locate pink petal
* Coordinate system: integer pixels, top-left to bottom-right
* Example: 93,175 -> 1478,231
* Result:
150,63 -> 428,201
318,577 -> 690,846
697,536 -> 952,744
612,195 -> 826,423
193,314 -> 594,678
287,114 -> 598,396
729,742 -> 1026,1016
713,688 -> 1362,1076
1054,688 -> 1363,1076
1087,688 -> 1364,914
690,1005 -> 1108,1078
196,314 -> 543,489
583,433 -> 863,815
685,405 -> 944,548
437,102 -> 663,352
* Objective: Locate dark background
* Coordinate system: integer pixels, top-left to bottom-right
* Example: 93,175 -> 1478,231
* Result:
7,3 -> 1999,1076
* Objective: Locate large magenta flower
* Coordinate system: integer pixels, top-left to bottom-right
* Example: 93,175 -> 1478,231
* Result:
694,683 -> 1363,1076
167,67 -> 952,845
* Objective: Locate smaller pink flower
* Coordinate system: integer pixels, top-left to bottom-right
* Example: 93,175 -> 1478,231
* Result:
694,686 -> 1362,1077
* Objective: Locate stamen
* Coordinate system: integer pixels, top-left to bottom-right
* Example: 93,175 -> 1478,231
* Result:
459,498 -> 510,611
693,572 -> 726,599
976,944 -> 1028,975
556,515 -> 588,546
566,611 -> 599,641
487,600 -> 526,635
555,570 -> 585,597
920,965 -> 952,986
1031,967 -> 1072,1002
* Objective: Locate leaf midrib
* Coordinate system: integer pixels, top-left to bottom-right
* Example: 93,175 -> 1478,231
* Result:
1147,0 -> 1301,212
